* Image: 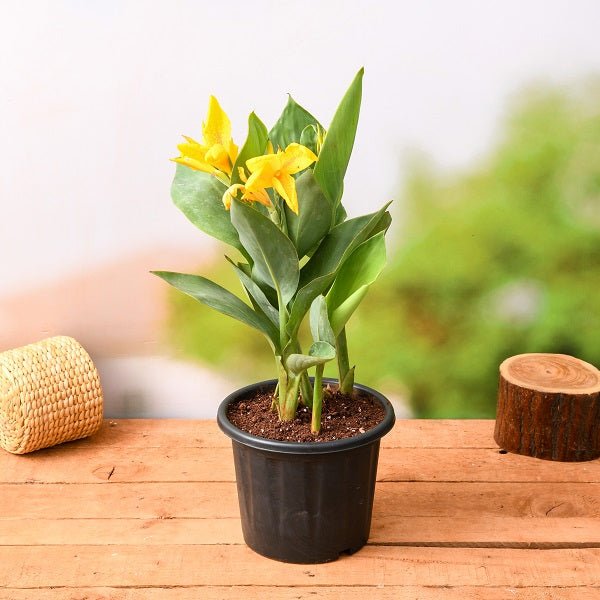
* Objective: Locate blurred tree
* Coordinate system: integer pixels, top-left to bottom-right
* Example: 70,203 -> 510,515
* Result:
166,80 -> 600,417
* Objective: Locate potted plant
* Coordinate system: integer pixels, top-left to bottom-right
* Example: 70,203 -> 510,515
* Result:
154,68 -> 395,563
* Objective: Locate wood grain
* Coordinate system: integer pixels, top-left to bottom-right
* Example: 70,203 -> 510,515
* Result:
1,545 -> 599,587
1,482 -> 598,519
79,418 -> 498,449
495,353 -> 600,461
0,515 -> 598,548
1,587 -> 599,600
0,419 -> 598,596
2,445 -> 598,483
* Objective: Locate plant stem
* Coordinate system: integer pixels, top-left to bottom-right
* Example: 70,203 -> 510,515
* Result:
311,365 -> 324,434
336,327 -> 353,393
275,357 -> 287,420
300,373 -> 313,409
281,376 -> 301,420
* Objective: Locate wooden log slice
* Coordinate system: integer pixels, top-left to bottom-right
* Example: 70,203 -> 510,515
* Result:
494,353 -> 600,461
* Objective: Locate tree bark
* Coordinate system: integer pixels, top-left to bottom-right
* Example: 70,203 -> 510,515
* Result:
494,353 -> 600,462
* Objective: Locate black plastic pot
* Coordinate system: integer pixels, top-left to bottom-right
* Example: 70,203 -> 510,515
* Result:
217,378 -> 396,563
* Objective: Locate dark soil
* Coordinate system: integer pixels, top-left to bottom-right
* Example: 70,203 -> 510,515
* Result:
226,384 -> 386,443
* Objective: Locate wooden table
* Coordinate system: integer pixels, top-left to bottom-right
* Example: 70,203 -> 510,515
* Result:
0,419 -> 599,599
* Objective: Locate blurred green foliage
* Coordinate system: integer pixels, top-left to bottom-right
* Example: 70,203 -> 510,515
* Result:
167,81 -> 600,417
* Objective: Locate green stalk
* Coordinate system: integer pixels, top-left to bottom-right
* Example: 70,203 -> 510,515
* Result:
290,339 -> 313,409
300,373 -> 313,409
336,327 -> 353,393
275,357 -> 287,420
276,288 -> 290,418
311,365 -> 324,434
281,376 -> 301,420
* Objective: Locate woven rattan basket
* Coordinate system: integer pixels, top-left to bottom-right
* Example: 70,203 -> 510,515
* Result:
0,336 -> 103,454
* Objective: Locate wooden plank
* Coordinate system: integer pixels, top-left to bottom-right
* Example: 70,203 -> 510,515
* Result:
1,515 -> 598,548
2,445 -> 598,483
369,516 -> 600,547
0,546 -> 598,587
83,419 -> 225,448
1,586 -> 599,600
82,419 -> 497,449
378,448 -> 600,483
0,517 -> 242,546
1,482 -> 598,519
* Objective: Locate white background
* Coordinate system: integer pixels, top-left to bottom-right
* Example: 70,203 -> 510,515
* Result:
2,0 -> 600,294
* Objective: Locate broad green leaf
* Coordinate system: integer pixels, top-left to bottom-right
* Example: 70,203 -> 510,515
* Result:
299,124 -> 318,154
310,295 -> 336,346
152,271 -> 279,348
225,257 -> 279,326
231,112 -> 269,185
369,210 -> 392,237
171,165 -> 240,249
327,232 -> 387,314
335,202 -> 347,225
313,68 -> 363,206
269,95 -> 322,151
330,285 -> 369,335
286,272 -> 336,338
284,170 -> 332,257
299,202 -> 391,286
286,341 -> 336,376
230,199 -> 299,305
286,204 -> 390,337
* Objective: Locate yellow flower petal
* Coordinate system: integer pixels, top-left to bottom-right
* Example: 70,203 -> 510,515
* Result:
226,138 -> 239,166
205,143 -> 232,175
243,187 -> 272,208
273,173 -> 298,214
222,183 -> 244,210
177,138 -> 208,161
246,152 -> 281,174
172,156 -> 219,176
202,96 -> 232,149
237,166 -> 248,183
245,160 -> 277,192
280,143 -> 318,175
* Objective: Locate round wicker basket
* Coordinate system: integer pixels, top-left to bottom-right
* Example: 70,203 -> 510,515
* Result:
0,336 -> 103,454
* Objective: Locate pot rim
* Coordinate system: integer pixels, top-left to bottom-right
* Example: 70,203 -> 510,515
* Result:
217,378 -> 396,454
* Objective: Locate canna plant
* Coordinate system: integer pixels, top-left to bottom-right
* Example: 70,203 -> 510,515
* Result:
154,68 -> 391,434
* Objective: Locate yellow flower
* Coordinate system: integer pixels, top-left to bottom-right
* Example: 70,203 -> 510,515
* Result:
244,143 -> 317,214
222,170 -> 272,210
172,96 -> 238,179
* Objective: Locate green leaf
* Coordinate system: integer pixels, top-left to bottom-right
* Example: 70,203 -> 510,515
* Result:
171,165 -> 240,249
286,341 -> 336,376
299,124 -> 318,154
269,95 -> 322,151
313,68 -> 363,206
326,232 -> 387,334
284,170 -> 332,257
310,295 -> 336,346
152,271 -> 279,349
334,202 -> 347,225
231,112 -> 269,185
225,257 -> 279,326
329,285 -> 369,335
327,232 -> 387,312
286,272 -> 336,339
230,199 -> 299,305
299,202 -> 391,287
285,204 -> 391,338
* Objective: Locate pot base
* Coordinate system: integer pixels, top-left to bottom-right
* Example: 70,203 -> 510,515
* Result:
233,438 -> 380,563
